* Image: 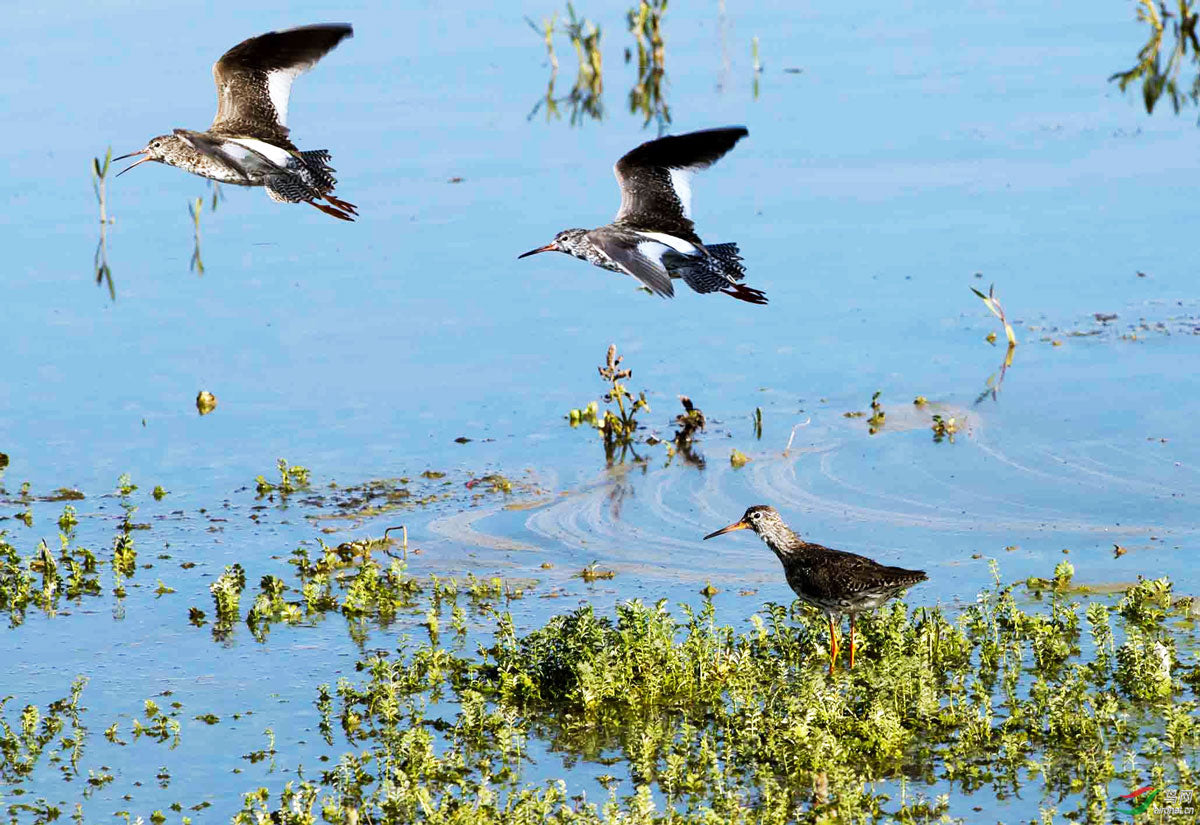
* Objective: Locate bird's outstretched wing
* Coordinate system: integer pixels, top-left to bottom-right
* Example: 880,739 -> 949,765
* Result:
586,229 -> 676,298
613,126 -> 748,243
210,23 -> 352,143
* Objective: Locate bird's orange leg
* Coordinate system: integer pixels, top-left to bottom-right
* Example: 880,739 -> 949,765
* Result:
307,200 -> 354,221
325,194 -> 358,215
849,615 -> 857,669
828,615 -> 839,674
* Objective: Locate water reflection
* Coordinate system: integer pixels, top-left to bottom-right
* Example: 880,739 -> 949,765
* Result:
1111,1 -> 1200,115
625,0 -> 670,131
188,197 -> 205,275
91,150 -> 115,300
975,343 -> 1016,405
666,396 -> 706,469
527,6 -> 604,125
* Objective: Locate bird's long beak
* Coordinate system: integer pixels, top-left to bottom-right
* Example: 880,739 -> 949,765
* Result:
703,520 -> 749,540
114,149 -> 154,176
518,242 -> 557,259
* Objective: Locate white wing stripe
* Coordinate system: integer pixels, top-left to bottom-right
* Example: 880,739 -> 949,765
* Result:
266,66 -> 303,127
635,231 -> 700,256
226,137 -> 293,168
667,167 -> 694,218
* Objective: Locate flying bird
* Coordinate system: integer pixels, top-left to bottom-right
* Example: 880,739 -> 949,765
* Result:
519,127 -> 766,304
115,24 -> 357,221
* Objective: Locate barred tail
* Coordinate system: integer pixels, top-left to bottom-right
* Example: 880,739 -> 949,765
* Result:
705,242 -> 746,281
300,150 -> 338,193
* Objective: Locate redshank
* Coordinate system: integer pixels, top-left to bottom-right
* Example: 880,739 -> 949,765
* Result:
519,127 -> 766,304
115,24 -> 357,221
705,505 -> 927,673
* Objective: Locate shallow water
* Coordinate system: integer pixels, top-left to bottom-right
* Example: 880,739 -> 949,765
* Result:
2,0 -> 1198,820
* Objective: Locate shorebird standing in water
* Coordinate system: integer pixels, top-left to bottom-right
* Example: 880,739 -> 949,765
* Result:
115,24 -> 358,221
519,127 -> 767,304
705,505 -> 927,673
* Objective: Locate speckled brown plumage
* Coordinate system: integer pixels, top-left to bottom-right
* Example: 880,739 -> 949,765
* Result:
519,127 -> 766,304
114,24 -> 356,221
705,505 -> 927,672
210,24 -> 352,145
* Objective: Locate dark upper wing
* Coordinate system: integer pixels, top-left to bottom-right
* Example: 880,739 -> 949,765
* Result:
802,543 -> 927,599
613,126 -> 748,240
586,229 -> 676,298
210,23 -> 352,141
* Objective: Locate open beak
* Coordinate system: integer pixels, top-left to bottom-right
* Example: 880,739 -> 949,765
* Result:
703,520 -> 749,540
114,149 -> 154,177
518,242 -> 557,259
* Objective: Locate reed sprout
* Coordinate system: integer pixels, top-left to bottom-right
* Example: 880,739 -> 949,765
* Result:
91,149 -> 115,300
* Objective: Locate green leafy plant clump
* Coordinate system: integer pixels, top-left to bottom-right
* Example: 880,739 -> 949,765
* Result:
568,344 -> 650,465
226,568 -> 1198,824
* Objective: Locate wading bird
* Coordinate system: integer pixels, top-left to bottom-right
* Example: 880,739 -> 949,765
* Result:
520,127 -> 766,304
115,24 -> 357,221
705,505 -> 927,672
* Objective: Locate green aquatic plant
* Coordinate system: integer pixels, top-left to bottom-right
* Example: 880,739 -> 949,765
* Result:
930,413 -> 959,443
666,395 -> 705,467
751,36 -> 763,99
227,567 -> 1198,823
1111,0 -> 1200,115
188,196 -> 204,274
209,563 -> 246,640
626,0 -> 670,128
972,283 -> 1017,347
866,389 -> 885,433
528,3 -> 604,125
254,458 -> 311,498
91,148 -> 115,300
195,390 -> 217,415
569,344 -> 650,465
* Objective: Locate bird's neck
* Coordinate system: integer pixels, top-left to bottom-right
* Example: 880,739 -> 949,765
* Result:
758,525 -> 805,561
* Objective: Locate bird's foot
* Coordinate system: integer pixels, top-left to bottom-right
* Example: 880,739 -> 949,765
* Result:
721,283 -> 768,305
308,200 -> 355,221
325,194 -> 358,216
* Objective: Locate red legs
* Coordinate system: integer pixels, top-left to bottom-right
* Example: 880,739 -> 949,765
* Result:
849,615 -> 857,670
720,283 -> 769,305
325,193 -> 358,216
827,615 -> 839,675
307,200 -> 354,221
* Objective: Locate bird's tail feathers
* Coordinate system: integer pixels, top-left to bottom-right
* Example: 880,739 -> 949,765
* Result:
299,150 -> 338,192
705,242 -> 746,281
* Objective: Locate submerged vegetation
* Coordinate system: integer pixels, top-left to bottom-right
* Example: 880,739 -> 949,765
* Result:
971,283 -> 1017,348
528,2 -> 672,128
2,464 -> 1199,822
626,0 -> 669,129
528,4 -> 604,125
568,344 -> 650,465
188,197 -> 205,274
91,148 -> 115,300
1112,0 -> 1200,116
229,568 -> 1193,823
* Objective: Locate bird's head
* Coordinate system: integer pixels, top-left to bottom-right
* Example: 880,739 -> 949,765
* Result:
518,228 -> 589,259
114,134 -> 178,176
703,505 -> 788,541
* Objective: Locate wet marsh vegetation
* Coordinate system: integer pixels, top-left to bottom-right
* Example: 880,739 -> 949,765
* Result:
3,490 -> 1199,824
6,1 -> 1200,823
